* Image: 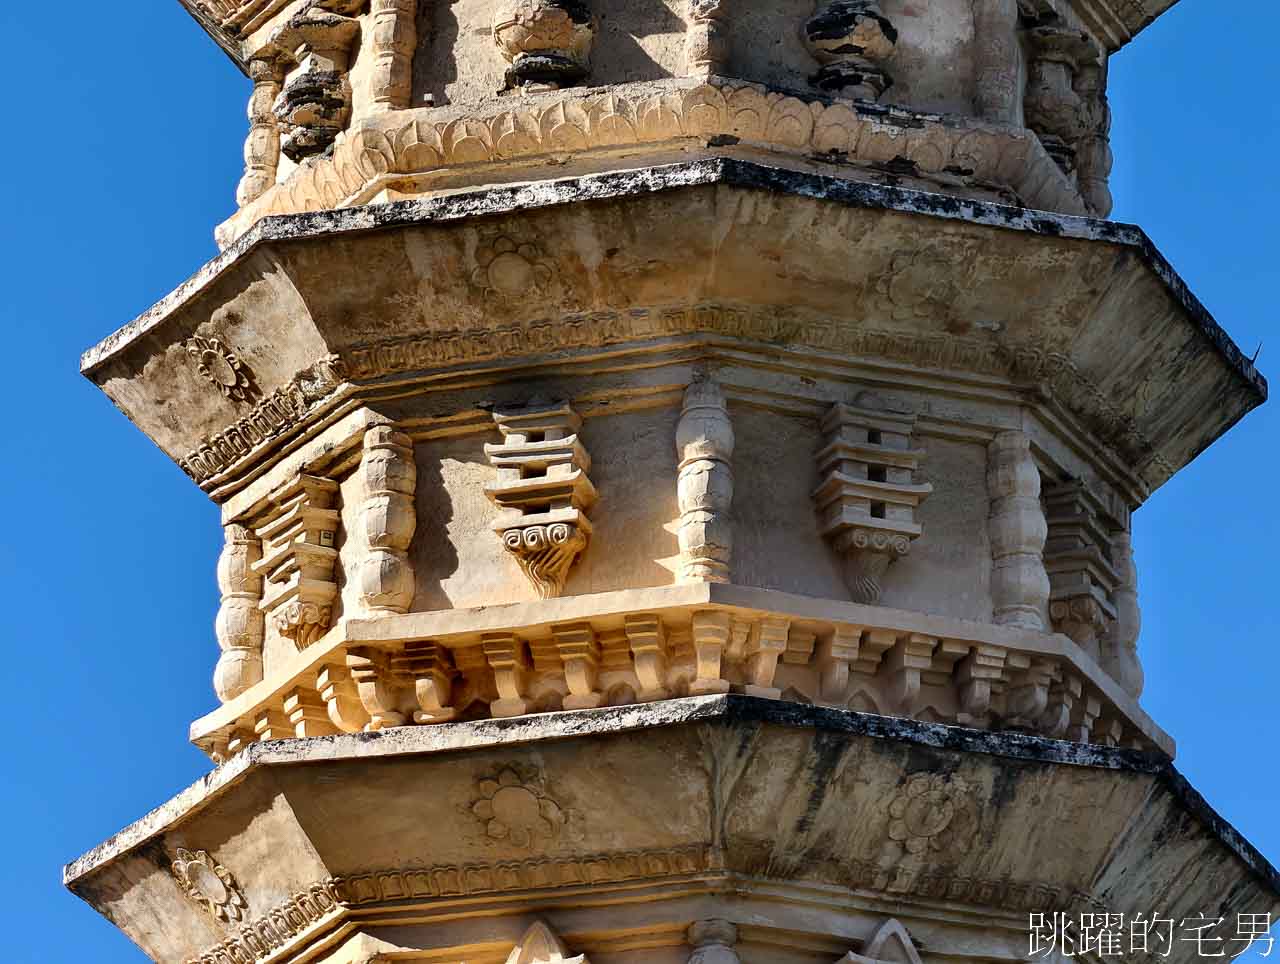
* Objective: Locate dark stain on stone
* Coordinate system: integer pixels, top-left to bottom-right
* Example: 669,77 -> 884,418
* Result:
795,728 -> 849,835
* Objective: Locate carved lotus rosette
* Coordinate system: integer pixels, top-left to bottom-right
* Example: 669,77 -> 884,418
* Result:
501,522 -> 588,599
803,0 -> 898,100
185,336 -> 261,404
471,767 -> 567,848
274,600 -> 333,651
833,527 -> 910,604
171,848 -> 249,924
493,0 -> 596,90
887,774 -> 980,856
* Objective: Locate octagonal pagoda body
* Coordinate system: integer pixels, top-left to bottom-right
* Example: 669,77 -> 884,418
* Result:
66,0 -> 1279,962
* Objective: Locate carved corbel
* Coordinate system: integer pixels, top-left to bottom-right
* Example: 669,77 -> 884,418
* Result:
214,523 -> 265,702
816,625 -> 862,704
356,425 -> 417,615
688,920 -> 741,964
483,632 -> 533,717
625,614 -> 670,702
987,432 -> 1050,630
676,377 -> 735,583
955,644 -> 1005,727
492,0 -> 596,92
484,402 -> 596,599
394,641 -> 459,723
553,622 -> 604,709
685,0 -> 730,77
1068,689 -> 1101,743
236,56 -> 284,207
226,727 -> 256,757
347,648 -> 408,730
317,662 -> 371,733
815,399 -> 932,604
880,634 -> 937,717
253,474 -> 340,651
370,0 -> 418,110
690,610 -> 732,695
744,618 -> 790,698
1092,716 -> 1123,747
1002,654 -> 1055,730
284,686 -> 338,737
804,0 -> 898,101
1037,668 -> 1076,740
254,707 -> 292,741
271,0 -> 363,162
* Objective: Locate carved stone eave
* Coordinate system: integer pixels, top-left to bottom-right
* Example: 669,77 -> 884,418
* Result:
66,695 -> 1279,964
81,159 -> 1266,508
1069,0 -> 1178,52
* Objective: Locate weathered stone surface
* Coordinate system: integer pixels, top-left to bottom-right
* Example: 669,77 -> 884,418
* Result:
66,696 -> 1279,964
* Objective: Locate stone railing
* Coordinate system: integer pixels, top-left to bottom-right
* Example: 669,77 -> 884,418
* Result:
192,582 -> 1173,761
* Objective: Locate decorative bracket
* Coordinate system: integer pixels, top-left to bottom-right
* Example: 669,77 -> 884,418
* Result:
814,398 -> 932,604
484,401 -> 597,599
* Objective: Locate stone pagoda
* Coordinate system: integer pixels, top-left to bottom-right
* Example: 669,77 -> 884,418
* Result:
66,0 -> 1279,961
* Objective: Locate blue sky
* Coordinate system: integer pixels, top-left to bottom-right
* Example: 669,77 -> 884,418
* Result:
1,2 -> 1275,961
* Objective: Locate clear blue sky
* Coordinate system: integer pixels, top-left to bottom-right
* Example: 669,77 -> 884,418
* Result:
1,3 -> 1275,961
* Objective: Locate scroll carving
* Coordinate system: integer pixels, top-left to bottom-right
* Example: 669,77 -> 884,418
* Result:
237,57 -> 283,207
492,0 -> 596,92
676,377 -> 735,583
484,402 -> 597,599
356,425 -> 417,615
214,523 -> 265,703
986,432 -> 1049,630
370,0 -> 418,110
815,398 -> 932,604
804,0 -> 898,101
252,475 -> 340,650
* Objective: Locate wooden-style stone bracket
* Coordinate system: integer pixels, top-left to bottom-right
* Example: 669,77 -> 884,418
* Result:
214,523 -> 265,703
483,632 -> 534,717
690,610 -> 732,695
816,624 -> 863,704
252,474 -> 340,652
484,401 -> 597,599
1043,480 -> 1121,663
317,661 -> 369,732
625,614 -> 670,702
347,647 -> 409,730
552,621 -> 604,709
676,377 -> 735,584
814,399 -> 932,604
1002,653 -> 1056,731
744,618 -> 790,698
803,0 -> 898,100
955,644 -> 1006,727
1023,24 -> 1095,174
268,0 -> 363,162
880,633 -> 938,716
394,641 -> 459,722
492,0 -> 596,92
284,686 -> 338,737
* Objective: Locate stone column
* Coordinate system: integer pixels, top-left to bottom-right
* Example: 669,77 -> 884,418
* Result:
235,57 -> 282,207
986,431 -> 1049,630
370,0 -> 418,110
214,523 -> 264,702
1074,60 -> 1114,217
972,0 -> 1019,125
1103,526 -> 1143,697
356,425 -> 417,615
803,0 -> 898,101
676,377 -> 735,583
685,0 -> 730,78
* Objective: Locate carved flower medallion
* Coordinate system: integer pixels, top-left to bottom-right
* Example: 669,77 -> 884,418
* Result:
471,236 -> 554,299
171,848 -> 249,923
185,336 -> 262,404
472,767 -> 566,847
887,774 -> 979,856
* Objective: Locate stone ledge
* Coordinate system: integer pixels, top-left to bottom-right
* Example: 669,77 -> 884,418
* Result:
67,694 -> 1275,894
